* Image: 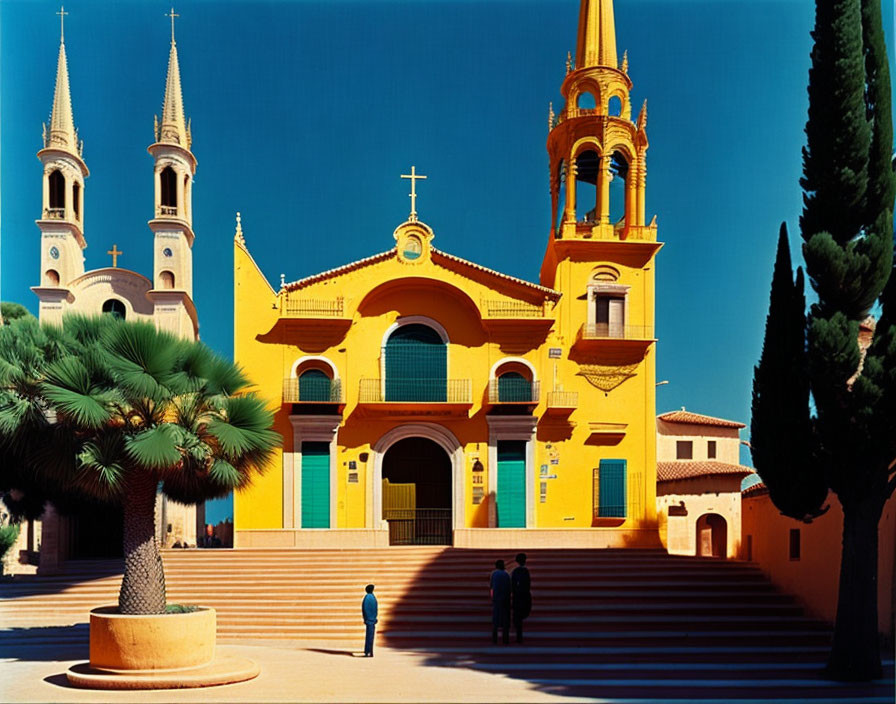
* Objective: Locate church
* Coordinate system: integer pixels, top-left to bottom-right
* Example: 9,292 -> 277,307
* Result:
28,10 -> 201,565
233,0 -> 661,548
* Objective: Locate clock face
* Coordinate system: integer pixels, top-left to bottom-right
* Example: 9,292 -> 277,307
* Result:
163,247 -> 173,258
49,246 -> 60,260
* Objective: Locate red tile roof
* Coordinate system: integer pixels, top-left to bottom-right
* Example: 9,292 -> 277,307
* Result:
657,461 -> 755,483
657,410 -> 745,428
742,481 -> 769,498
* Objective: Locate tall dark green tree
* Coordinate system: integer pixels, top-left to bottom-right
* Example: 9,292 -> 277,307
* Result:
752,0 -> 896,682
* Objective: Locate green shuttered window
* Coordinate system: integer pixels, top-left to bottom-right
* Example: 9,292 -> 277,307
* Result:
385,324 -> 447,402
301,442 -> 330,528
497,441 -> 526,528
597,459 -> 627,518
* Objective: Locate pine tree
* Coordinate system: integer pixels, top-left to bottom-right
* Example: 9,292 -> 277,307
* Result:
752,0 -> 895,681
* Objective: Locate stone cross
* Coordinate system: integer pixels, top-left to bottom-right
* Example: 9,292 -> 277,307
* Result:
166,7 -> 179,43
107,244 -> 123,268
57,6 -> 68,42
400,166 -> 427,223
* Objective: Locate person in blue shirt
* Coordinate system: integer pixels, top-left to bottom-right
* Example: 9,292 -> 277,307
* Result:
489,559 -> 511,644
362,584 -> 378,657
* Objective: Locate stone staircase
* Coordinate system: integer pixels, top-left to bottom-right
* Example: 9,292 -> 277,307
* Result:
1,547 -> 830,648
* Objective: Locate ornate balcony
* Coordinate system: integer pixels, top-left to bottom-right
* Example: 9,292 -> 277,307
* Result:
480,299 -> 553,336
357,378 -> 472,417
157,205 -> 178,217
487,379 -> 540,405
44,207 -> 66,220
282,377 -> 344,405
572,322 -> 655,356
545,390 -> 578,416
283,297 -> 345,317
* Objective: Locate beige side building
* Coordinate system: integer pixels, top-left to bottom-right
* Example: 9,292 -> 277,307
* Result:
655,409 -> 754,558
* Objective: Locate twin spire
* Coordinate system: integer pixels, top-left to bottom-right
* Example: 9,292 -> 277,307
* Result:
575,0 -> 618,70
46,7 -> 191,153
45,7 -> 79,154
156,8 -> 191,148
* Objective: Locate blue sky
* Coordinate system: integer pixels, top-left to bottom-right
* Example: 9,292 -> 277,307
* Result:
2,1 -> 894,522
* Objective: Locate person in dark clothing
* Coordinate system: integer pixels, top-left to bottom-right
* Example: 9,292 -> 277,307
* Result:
511,552 -> 532,643
489,559 -> 511,644
362,584 -> 378,657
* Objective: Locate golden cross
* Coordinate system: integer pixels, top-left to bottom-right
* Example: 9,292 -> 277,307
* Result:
107,244 -> 123,268
165,7 -> 179,43
57,6 -> 68,42
400,166 -> 427,223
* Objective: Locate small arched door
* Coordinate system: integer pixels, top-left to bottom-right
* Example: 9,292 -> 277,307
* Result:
696,513 -> 727,558
384,324 -> 446,402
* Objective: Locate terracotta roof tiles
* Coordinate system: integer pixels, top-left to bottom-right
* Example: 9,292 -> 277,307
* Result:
657,410 -> 745,429
657,461 -> 755,483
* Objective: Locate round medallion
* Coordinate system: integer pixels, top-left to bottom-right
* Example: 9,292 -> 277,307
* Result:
163,247 -> 173,258
49,246 -> 60,260
402,236 -> 422,260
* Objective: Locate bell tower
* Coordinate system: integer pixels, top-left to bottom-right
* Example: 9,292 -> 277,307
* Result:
33,7 -> 88,324
146,8 -> 199,339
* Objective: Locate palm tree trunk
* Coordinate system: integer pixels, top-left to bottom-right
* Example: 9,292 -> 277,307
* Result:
118,473 -> 166,614
826,495 -> 884,681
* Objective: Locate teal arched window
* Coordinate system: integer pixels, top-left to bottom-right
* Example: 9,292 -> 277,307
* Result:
385,324 -> 446,402
298,369 -> 332,402
497,371 -> 532,402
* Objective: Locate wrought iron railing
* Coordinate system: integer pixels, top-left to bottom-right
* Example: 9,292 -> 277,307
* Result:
547,391 -> 578,408
359,378 -> 471,403
44,208 -> 65,219
482,300 -> 546,318
578,323 -> 653,340
384,508 -> 452,545
158,205 -> 178,216
282,377 -> 343,403
488,379 -> 540,403
283,297 -> 345,317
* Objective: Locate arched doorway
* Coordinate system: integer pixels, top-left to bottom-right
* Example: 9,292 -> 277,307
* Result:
696,513 -> 727,558
382,437 -> 451,545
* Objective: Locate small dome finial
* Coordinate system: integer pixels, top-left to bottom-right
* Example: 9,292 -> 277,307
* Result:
234,211 -> 245,246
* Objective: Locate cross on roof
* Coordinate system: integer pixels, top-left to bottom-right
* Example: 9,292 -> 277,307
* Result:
400,166 -> 427,223
57,6 -> 68,42
107,244 -> 123,268
165,7 -> 179,44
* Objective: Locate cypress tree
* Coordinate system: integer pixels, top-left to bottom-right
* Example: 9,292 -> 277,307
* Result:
753,0 -> 896,681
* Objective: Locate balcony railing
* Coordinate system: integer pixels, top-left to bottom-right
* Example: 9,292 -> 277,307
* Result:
488,379 -> 540,404
547,391 -> 578,408
44,208 -> 65,220
282,377 -> 343,404
359,378 -> 471,404
157,205 -> 178,216
482,300 -> 546,318
283,297 -> 345,317
578,323 -> 654,341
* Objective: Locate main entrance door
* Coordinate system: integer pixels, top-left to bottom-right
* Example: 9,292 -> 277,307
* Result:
382,437 -> 451,545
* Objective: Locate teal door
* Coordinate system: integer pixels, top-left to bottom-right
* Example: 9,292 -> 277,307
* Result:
299,369 -> 331,402
598,459 -> 626,518
385,324 -> 446,401
497,441 -> 526,527
301,442 -> 330,528
497,372 -> 532,402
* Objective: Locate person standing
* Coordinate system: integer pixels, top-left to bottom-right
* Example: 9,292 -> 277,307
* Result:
362,584 -> 378,657
511,552 -> 532,643
489,559 -> 511,644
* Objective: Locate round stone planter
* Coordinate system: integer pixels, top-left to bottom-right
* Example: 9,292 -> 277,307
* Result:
66,606 -> 259,690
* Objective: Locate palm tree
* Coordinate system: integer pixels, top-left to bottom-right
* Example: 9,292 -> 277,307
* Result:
0,315 -> 279,614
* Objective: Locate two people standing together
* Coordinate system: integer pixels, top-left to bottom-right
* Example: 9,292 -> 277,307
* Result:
489,553 -> 531,644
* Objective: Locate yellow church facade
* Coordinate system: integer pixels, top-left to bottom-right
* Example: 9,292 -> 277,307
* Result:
233,0 -> 661,549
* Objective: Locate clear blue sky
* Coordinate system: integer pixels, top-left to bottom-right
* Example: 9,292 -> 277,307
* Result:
2,1 -> 894,522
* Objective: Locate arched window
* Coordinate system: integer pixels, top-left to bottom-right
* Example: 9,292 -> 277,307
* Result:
72,182 -> 81,219
49,170 -> 65,210
607,95 -> 623,117
160,167 -> 177,208
576,90 -> 597,110
45,269 -> 60,286
298,368 -> 332,402
575,149 -> 600,223
159,270 -> 175,289
102,299 -> 126,320
497,371 -> 533,403
384,323 -> 447,402
608,150 -> 630,228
